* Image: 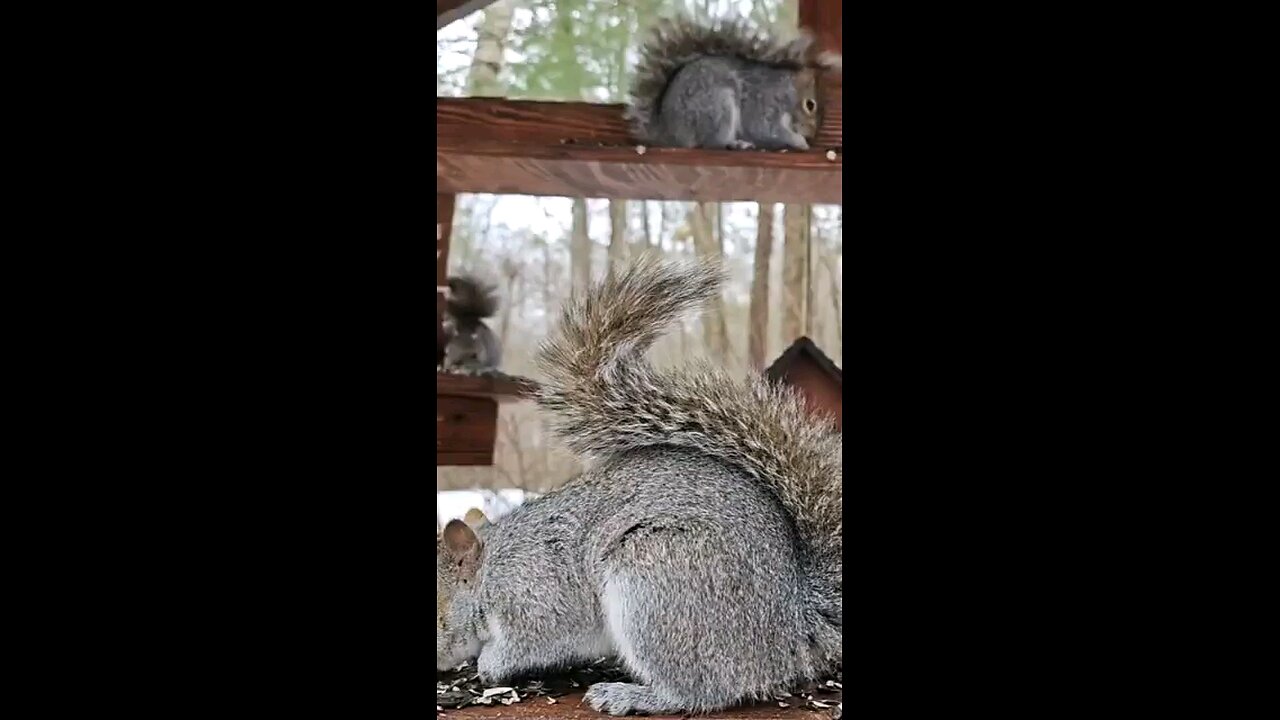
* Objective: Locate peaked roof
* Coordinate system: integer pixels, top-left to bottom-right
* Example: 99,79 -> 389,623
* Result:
765,336 -> 843,385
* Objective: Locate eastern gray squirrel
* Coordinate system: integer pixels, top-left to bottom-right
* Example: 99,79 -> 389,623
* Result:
626,16 -> 842,150
441,274 -> 502,374
436,257 -> 842,716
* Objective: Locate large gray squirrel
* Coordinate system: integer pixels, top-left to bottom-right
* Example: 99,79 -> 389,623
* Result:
436,256 -> 842,716
625,15 -> 842,151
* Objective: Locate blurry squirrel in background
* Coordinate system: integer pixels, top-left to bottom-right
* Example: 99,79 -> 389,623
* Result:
442,274 -> 502,374
625,15 -> 842,151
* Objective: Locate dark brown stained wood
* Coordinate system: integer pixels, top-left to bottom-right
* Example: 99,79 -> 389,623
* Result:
766,336 -> 843,432
437,372 -> 538,403
815,82 -> 842,150
437,0 -> 498,30
780,358 -> 842,431
437,395 -> 498,467
438,99 -> 630,145
799,0 -> 843,150
436,99 -> 842,203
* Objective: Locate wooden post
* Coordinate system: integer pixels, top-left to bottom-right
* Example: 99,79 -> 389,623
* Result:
799,0 -> 843,149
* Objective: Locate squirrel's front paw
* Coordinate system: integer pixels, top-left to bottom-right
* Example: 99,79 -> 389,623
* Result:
727,139 -> 755,150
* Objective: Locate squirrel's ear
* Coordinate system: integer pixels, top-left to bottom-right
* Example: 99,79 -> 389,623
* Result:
463,508 -> 489,529
442,519 -> 481,559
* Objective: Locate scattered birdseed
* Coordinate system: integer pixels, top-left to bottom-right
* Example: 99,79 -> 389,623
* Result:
826,150 -> 838,161
635,145 -> 647,155
435,661 -> 841,712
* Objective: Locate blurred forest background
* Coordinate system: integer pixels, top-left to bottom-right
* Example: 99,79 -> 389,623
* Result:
437,0 -> 843,520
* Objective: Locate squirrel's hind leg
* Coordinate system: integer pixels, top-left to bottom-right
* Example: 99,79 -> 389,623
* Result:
585,682 -> 684,717
593,529 -> 797,714
709,89 -> 750,150
665,85 -> 748,150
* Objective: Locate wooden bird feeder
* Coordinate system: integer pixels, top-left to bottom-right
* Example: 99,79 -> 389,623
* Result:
766,336 -> 843,431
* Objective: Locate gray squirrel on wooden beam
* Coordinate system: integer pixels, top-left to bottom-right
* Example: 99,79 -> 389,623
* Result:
626,15 -> 842,151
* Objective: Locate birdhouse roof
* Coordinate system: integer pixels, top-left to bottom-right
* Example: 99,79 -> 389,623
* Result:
765,336 -> 842,385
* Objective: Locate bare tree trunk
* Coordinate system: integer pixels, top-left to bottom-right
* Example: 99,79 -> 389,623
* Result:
466,1 -> 516,96
748,203 -> 775,369
823,253 -> 842,347
642,202 -> 653,249
608,200 -> 628,268
659,202 -> 669,252
660,202 -> 670,252
781,204 -> 809,342
540,236 -> 553,331
716,203 -> 724,250
689,203 -> 730,358
498,258 -> 519,345
571,199 -> 591,292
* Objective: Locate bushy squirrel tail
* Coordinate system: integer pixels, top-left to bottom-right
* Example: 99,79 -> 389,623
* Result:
625,14 -> 843,143
445,275 -> 499,323
535,255 -> 842,585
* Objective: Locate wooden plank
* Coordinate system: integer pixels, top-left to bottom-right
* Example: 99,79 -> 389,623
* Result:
438,99 -> 631,145
436,98 -> 844,150
437,395 -> 498,467
437,372 -> 538,403
437,0 -> 498,30
437,99 -> 842,203
799,0 -> 843,149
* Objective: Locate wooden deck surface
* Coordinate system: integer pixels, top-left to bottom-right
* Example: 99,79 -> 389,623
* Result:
441,693 -> 839,720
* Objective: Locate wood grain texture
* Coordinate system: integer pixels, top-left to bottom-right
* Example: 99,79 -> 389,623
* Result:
437,0 -> 498,30
437,395 -> 498,467
436,99 -> 842,203
800,0 -> 843,151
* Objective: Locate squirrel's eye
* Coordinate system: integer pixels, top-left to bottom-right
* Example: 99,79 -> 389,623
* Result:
803,98 -> 817,115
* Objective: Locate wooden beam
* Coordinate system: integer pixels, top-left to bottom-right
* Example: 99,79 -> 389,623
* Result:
437,99 -> 842,204
436,0 -> 497,30
437,372 -> 538,403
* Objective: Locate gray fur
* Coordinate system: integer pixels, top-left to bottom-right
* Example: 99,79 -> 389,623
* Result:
625,16 -> 841,150
442,274 -> 502,373
436,257 -> 842,716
